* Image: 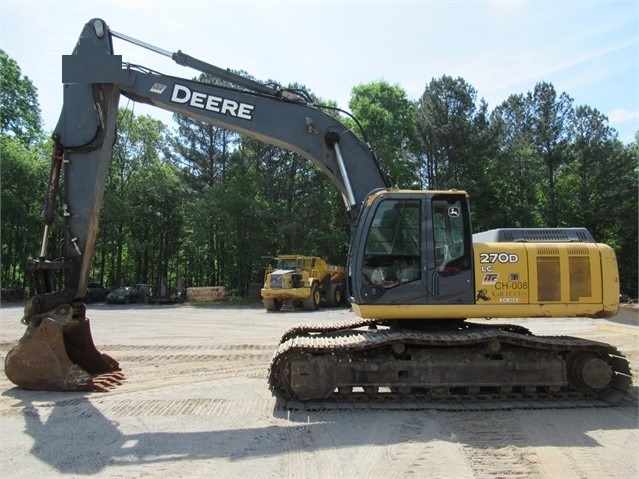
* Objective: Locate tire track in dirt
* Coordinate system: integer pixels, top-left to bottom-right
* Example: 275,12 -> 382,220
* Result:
310,424 -> 345,479
438,412 -> 542,479
354,414 -> 397,478
107,364 -> 267,396
282,411 -> 364,479
0,343 -> 274,418
1,395 -> 275,420
279,410 -> 477,479
341,411 -> 402,478
100,343 -> 273,393
521,407 -> 638,479
101,398 -> 275,418
361,411 -> 475,478
284,423 -> 314,479
98,342 -> 276,420
281,428 -> 342,478
116,353 -> 272,364
104,344 -> 276,352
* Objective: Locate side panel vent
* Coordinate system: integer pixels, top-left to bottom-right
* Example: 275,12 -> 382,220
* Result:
536,245 -> 559,256
567,244 -> 589,255
537,257 -> 561,301
569,256 -> 592,301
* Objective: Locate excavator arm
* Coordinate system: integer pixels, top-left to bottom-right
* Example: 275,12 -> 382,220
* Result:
32,18 -> 392,320
70,19 -> 388,211
6,18 -> 389,391
35,17 -> 392,315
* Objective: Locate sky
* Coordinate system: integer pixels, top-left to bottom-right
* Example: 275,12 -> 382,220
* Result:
1,0 -> 637,144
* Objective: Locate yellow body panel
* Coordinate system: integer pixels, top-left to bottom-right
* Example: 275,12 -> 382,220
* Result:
352,241 -> 619,320
352,302 -> 617,320
261,287 -> 311,301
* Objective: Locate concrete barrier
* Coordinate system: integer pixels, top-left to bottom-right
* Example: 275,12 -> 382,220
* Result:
186,286 -> 226,302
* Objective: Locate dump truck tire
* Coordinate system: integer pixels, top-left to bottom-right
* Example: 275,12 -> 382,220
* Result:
303,283 -> 320,311
325,283 -> 341,307
264,298 -> 283,311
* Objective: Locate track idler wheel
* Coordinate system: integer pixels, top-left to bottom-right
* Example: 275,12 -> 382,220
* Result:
5,304 -> 123,391
569,352 -> 613,391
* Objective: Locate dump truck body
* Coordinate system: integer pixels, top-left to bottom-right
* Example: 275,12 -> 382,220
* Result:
261,255 -> 346,311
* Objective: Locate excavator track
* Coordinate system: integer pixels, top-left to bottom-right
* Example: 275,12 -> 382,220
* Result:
268,321 -> 633,411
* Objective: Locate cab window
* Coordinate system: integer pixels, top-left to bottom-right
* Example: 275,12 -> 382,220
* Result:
431,198 -> 470,274
363,199 -> 421,288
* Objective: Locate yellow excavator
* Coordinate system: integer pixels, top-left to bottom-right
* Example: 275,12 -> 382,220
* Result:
5,19 -> 632,408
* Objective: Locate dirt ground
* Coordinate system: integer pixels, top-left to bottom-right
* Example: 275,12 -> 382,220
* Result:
0,302 -> 637,479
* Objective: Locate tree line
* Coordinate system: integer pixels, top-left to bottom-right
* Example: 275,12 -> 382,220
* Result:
1,49 -> 637,298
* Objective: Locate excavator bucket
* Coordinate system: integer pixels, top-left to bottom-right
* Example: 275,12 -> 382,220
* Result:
5,306 -> 124,392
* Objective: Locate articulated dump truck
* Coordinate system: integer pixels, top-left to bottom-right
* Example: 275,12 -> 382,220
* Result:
261,255 -> 347,311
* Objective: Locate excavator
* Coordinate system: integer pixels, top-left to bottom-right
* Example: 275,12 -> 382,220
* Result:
5,19 -> 632,408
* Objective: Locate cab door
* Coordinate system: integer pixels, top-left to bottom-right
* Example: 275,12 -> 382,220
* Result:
424,193 -> 474,304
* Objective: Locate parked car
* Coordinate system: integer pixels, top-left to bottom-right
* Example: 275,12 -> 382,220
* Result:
106,286 -> 146,304
1,287 -> 25,302
148,291 -> 185,305
86,282 -> 110,303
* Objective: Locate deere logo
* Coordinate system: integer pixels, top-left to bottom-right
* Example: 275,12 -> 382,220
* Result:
170,84 -> 255,120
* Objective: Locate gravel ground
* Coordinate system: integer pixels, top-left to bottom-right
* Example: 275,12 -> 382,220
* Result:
1,302 -> 637,478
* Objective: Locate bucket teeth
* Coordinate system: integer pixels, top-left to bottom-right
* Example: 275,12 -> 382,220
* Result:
91,372 -> 126,392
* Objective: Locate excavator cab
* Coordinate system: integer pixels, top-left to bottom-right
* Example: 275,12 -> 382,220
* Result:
349,189 -> 475,315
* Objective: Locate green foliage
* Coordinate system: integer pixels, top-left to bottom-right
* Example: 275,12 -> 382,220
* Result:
489,93 -> 543,227
347,81 -> 420,188
527,82 -> 574,227
0,50 -> 43,144
414,75 -> 498,230
0,135 -> 49,288
415,76 -> 490,188
94,111 -> 176,289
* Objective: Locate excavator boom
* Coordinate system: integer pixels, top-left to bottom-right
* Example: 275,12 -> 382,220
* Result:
5,18 -> 388,392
